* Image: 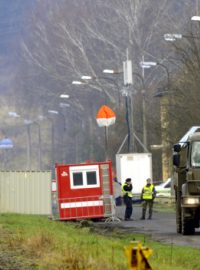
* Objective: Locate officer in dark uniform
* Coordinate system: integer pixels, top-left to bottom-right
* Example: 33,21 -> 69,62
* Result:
122,178 -> 133,221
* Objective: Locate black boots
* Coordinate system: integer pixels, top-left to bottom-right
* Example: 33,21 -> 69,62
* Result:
140,209 -> 146,220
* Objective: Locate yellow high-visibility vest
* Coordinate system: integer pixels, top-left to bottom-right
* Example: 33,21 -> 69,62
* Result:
122,183 -> 133,197
142,185 -> 154,200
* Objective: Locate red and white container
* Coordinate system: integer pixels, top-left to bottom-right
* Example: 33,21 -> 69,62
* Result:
55,161 -> 114,220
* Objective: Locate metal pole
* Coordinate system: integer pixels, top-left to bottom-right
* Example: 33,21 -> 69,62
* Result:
142,90 -> 147,150
105,126 -> 108,160
123,53 -> 133,152
51,120 -> 55,168
132,71 -> 147,152
141,56 -> 148,152
57,111 -> 66,163
33,122 -> 42,170
129,88 -> 134,152
37,123 -> 42,170
141,56 -> 147,151
26,124 -> 31,170
124,89 -> 134,153
89,116 -> 94,161
125,94 -> 130,152
47,118 -> 55,169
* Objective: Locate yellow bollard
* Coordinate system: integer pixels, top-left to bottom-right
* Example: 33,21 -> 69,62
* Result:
124,241 -> 153,270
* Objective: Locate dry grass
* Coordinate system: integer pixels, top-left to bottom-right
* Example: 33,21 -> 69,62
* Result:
24,230 -> 55,257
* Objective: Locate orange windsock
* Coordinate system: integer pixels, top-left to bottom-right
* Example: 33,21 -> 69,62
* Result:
96,105 -> 116,127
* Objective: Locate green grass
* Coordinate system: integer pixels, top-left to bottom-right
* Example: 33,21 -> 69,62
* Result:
0,214 -> 200,270
153,201 -> 175,213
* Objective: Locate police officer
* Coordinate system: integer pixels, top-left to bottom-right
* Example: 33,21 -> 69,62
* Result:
140,178 -> 156,220
122,178 -> 133,221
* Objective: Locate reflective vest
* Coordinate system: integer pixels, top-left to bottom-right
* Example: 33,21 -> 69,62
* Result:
122,183 -> 133,197
142,184 -> 154,200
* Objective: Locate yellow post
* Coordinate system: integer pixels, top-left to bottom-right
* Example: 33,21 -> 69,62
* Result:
125,241 -> 153,270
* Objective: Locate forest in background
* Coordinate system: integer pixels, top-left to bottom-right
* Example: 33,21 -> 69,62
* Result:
0,0 -> 199,181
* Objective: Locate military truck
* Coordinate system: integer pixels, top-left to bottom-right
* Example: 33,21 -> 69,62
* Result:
173,126 -> 200,235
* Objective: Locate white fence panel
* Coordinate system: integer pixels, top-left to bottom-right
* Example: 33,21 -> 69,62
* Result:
0,171 -> 51,215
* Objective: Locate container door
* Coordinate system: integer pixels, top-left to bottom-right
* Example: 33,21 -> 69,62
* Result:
100,163 -> 113,217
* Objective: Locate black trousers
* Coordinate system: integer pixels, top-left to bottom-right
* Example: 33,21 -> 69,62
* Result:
123,196 -> 132,219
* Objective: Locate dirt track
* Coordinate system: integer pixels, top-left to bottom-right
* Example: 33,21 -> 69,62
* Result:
95,204 -> 200,248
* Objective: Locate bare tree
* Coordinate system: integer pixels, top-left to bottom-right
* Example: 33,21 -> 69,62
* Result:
11,0 -> 195,176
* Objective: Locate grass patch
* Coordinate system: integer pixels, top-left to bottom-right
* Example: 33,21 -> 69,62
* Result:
153,202 -> 175,213
0,214 -> 200,269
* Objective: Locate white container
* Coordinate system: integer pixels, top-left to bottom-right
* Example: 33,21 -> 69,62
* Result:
116,153 -> 152,194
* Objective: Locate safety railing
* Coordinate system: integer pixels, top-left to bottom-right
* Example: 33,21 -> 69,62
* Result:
57,195 -> 115,221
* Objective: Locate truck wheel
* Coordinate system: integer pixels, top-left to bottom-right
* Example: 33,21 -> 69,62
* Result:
182,211 -> 195,235
176,191 -> 182,233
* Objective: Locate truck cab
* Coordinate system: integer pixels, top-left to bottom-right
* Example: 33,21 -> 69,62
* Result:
173,127 -> 200,235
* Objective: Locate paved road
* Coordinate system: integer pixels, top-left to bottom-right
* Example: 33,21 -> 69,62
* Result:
98,205 -> 200,248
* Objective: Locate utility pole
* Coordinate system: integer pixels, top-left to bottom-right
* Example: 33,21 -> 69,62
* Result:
123,49 -> 133,152
26,124 -> 31,170
141,56 -> 147,151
